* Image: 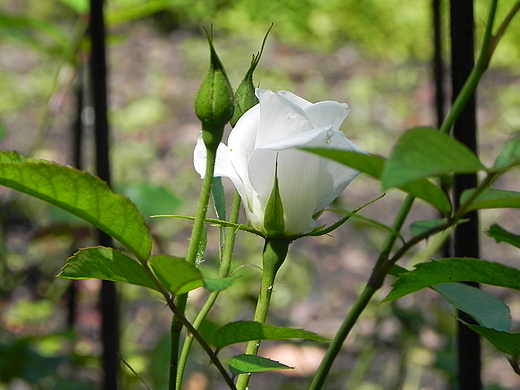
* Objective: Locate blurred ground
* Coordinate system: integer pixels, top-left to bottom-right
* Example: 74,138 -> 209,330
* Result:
1,2 -> 520,390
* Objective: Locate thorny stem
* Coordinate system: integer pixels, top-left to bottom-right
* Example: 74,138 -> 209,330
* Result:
176,192 -> 242,388
235,238 -> 290,390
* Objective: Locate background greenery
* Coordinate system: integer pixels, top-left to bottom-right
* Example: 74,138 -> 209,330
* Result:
1,0 -> 520,389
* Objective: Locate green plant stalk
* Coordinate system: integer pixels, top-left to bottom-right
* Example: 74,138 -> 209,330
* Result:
236,238 -> 290,390
439,0 -> 498,135
171,142 -> 219,390
307,194 -> 414,390
373,194 -> 415,270
176,192 -> 242,389
185,144 -> 219,265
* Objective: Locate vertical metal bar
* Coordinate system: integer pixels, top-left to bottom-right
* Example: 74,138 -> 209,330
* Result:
432,0 -> 445,128
449,1 -> 482,389
88,0 -> 119,389
67,74 -> 84,329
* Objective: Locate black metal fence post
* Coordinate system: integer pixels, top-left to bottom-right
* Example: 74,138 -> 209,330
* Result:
449,1 -> 482,389
89,0 -> 120,389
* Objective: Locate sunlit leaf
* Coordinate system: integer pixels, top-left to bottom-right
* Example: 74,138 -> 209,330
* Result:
0,152 -> 152,261
229,354 -> 293,376
381,127 -> 485,189
434,283 -> 512,331
461,188 -> 520,212
58,247 -> 158,291
213,321 -> 328,350
302,149 -> 383,178
487,224 -> 520,249
148,256 -> 203,296
383,258 -> 520,302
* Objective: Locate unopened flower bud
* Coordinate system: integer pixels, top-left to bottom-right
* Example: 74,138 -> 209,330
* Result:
230,55 -> 260,128
230,25 -> 271,127
194,28 -> 234,151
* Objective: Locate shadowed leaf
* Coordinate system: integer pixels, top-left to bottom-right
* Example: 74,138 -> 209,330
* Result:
435,283 -> 512,331
461,188 -> 520,212
488,224 -> 520,249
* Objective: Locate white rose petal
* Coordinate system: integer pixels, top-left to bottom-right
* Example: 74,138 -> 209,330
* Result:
193,89 -> 364,237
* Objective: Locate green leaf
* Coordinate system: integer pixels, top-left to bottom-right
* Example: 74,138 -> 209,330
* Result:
0,152 -> 152,261
461,188 -> 520,212
459,319 -> 520,366
434,283 -> 512,331
148,256 -> 203,296
107,0 -> 172,26
381,127 -> 486,189
55,0 -> 89,14
213,321 -> 328,350
229,354 -> 293,376
304,149 -> 451,213
302,149 -> 384,178
0,13 -> 68,51
488,224 -> 520,249
399,179 -> 452,214
494,135 -> 520,169
203,275 -> 238,292
383,258 -> 520,302
409,219 -> 449,236
117,183 -> 181,220
58,247 -> 158,291
388,264 -> 409,278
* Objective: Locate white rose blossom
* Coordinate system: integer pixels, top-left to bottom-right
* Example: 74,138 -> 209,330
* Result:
194,89 -> 364,237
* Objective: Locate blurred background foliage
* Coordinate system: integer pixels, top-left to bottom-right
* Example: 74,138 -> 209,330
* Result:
1,0 -> 520,389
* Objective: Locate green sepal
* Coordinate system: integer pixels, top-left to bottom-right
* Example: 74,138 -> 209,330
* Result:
263,161 -> 285,238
